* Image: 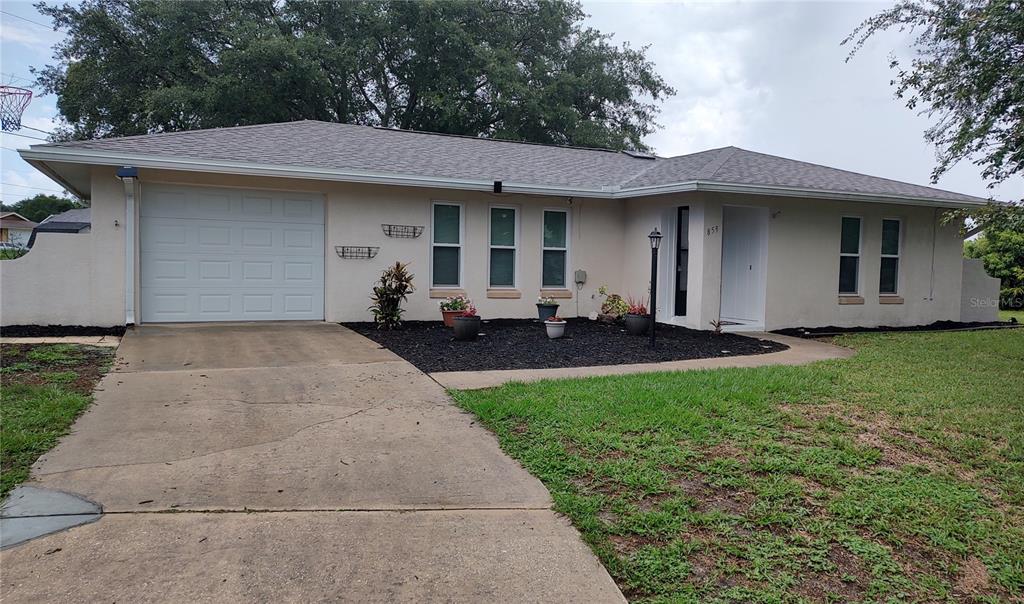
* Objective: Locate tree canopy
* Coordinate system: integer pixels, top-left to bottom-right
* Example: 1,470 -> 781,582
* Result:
34,0 -> 675,151
1,194 -> 81,223
843,0 -> 1024,187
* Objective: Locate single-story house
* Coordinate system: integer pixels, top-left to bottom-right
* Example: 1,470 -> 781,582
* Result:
0,212 -> 38,247
26,208 -> 92,248
37,207 -> 92,234
2,120 -> 1000,329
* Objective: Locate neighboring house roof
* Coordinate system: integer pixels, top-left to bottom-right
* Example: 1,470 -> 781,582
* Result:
0,212 -> 38,230
19,120 -> 987,206
36,207 -> 91,233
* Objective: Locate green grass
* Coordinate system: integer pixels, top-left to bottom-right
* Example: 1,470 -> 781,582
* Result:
454,330 -> 1024,602
1,344 -> 114,498
1000,309 -> 1023,323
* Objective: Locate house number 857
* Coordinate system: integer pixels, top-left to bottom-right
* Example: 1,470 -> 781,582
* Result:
706,225 -> 720,236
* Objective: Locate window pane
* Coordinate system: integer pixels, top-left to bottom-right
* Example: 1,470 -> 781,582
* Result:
490,208 -> 515,246
542,250 -> 566,287
840,217 -> 861,254
543,211 -> 567,248
432,246 -> 460,287
881,220 -> 900,256
489,248 -> 515,287
839,256 -> 859,294
433,205 -> 460,244
880,257 -> 898,294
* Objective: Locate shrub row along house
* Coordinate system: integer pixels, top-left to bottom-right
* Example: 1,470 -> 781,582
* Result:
3,120 -> 999,330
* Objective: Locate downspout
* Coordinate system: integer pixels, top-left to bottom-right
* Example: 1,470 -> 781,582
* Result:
928,207 -> 938,301
117,166 -> 138,325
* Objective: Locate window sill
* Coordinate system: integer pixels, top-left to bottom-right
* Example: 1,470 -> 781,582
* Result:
429,288 -> 466,299
838,295 -> 865,305
540,289 -> 573,299
487,289 -> 521,299
879,295 -> 904,305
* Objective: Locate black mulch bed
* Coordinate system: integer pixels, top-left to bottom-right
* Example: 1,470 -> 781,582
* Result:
774,319 -> 1020,339
344,318 -> 788,373
1,324 -> 127,337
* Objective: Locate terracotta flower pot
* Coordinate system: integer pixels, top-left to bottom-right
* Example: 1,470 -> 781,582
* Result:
441,309 -> 462,327
544,319 -> 566,339
453,316 -> 481,341
625,313 -> 650,336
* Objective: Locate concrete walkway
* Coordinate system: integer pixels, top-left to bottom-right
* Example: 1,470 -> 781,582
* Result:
0,335 -> 121,347
0,322 -> 623,602
432,332 -> 854,390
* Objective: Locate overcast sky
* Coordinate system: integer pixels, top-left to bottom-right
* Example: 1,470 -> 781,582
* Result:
2,0 -> 1022,206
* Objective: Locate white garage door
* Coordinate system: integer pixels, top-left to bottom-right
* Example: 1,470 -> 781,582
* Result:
140,184 -> 325,322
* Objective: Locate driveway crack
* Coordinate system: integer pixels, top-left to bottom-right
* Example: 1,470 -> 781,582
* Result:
35,408 -> 372,477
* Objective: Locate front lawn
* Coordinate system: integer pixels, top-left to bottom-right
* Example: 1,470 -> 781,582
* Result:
455,329 -> 1024,602
1000,309 -> 1023,323
0,344 -> 115,498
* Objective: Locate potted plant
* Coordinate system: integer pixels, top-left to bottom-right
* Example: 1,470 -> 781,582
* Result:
624,296 -> 649,336
439,295 -> 470,327
536,296 -> 559,321
544,315 -> 567,339
597,285 -> 629,323
453,304 -> 481,341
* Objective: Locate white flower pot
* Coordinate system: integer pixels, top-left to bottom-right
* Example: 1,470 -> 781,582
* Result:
544,320 -> 566,339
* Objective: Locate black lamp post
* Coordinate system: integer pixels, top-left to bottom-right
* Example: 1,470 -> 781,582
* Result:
648,228 -> 662,348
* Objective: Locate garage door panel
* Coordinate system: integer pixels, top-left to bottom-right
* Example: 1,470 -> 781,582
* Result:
142,185 -> 323,224
140,184 -> 324,322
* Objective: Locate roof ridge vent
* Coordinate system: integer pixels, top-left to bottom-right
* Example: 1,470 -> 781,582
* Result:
622,149 -> 657,159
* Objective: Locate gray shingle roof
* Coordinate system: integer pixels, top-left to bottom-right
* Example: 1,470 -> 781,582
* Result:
34,120 -> 984,204
42,208 -> 91,224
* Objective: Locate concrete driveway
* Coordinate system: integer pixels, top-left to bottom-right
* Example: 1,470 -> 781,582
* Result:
1,322 -> 623,602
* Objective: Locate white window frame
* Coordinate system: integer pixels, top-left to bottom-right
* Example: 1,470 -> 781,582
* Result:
430,201 -> 464,289
488,204 -> 519,289
839,215 -> 862,295
879,217 -> 902,295
541,208 -> 571,289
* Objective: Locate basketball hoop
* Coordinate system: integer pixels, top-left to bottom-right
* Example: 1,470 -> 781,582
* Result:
0,86 -> 33,132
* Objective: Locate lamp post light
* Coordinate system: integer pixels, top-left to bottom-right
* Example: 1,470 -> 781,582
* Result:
648,228 -> 662,348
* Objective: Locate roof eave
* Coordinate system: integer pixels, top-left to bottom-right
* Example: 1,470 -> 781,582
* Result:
20,147 -> 987,208
19,147 -> 618,199
621,180 -> 987,208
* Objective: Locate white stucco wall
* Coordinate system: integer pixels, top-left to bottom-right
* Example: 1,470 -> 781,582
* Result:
960,257 -> 1001,322
5,165 -> 975,330
128,169 -> 624,322
621,191 -> 966,330
1,168 -> 125,327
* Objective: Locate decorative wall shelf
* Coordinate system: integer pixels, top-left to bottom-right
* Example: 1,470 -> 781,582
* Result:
381,224 -> 424,239
335,246 -> 379,260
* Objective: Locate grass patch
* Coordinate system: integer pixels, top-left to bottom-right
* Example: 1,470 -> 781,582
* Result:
1,344 -> 114,498
1000,309 -> 1023,323
455,330 -> 1024,602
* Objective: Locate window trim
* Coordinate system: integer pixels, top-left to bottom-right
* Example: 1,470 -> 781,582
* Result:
879,217 -> 902,296
839,215 -> 863,296
487,204 -> 520,289
541,208 -> 571,289
430,201 -> 464,289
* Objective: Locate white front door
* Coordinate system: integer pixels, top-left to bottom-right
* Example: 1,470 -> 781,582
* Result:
140,184 -> 325,322
720,205 -> 767,324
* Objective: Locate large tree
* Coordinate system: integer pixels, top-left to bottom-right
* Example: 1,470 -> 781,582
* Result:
34,0 -> 674,150
843,0 -> 1024,187
1,194 -> 81,223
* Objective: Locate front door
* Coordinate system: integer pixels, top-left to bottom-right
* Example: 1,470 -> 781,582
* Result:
720,206 -> 767,324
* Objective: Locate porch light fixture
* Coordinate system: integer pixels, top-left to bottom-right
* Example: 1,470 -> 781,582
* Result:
648,228 -> 662,348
